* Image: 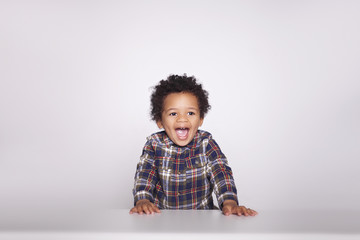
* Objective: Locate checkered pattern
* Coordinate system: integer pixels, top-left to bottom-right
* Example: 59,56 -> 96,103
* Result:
133,130 -> 238,209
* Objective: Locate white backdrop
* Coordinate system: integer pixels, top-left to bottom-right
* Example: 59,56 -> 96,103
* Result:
0,0 -> 359,211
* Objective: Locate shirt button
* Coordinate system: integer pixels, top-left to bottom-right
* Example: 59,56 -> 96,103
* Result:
195,160 -> 199,165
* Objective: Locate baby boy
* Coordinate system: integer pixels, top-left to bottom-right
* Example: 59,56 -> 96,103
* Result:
130,74 -> 257,216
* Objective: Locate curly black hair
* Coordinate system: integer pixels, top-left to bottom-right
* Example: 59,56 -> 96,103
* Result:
150,74 -> 211,122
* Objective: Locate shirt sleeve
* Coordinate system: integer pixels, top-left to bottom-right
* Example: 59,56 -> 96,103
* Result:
132,139 -> 158,205
206,137 -> 238,209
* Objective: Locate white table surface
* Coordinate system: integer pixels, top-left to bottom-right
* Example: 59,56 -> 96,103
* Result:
0,209 -> 359,240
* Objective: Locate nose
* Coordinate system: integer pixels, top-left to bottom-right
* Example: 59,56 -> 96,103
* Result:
176,113 -> 189,122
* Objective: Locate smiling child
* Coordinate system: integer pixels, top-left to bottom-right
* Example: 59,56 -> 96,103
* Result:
130,74 -> 257,216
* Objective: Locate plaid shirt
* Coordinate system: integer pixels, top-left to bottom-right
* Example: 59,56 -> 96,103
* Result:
133,130 -> 238,210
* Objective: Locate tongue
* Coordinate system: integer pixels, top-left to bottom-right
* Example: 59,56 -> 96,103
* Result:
176,129 -> 188,139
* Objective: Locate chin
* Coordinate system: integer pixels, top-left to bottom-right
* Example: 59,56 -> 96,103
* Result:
174,141 -> 188,147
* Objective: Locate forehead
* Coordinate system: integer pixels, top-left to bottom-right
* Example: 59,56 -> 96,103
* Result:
163,92 -> 199,109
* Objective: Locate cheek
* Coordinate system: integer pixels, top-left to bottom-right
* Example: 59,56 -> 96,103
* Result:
195,119 -> 203,126
162,120 -> 173,129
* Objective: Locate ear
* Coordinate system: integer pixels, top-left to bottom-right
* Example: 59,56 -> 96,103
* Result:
199,118 -> 204,127
156,120 -> 163,129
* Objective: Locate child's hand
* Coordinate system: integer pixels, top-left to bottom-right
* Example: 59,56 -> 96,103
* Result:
129,199 -> 161,215
222,200 -> 258,216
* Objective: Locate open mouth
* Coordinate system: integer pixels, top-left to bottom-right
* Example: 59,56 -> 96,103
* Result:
175,128 -> 189,140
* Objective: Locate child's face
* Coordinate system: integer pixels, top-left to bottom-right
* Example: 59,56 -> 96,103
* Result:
157,92 -> 204,147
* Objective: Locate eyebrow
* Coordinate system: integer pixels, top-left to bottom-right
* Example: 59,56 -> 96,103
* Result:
164,107 -> 199,112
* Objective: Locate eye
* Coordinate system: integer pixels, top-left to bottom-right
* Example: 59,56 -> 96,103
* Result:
188,112 -> 195,116
169,112 -> 177,116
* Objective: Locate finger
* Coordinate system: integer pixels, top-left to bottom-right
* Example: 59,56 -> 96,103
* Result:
243,207 -> 256,216
151,205 -> 161,213
236,208 -> 242,216
148,205 -> 156,214
222,206 -> 232,216
142,205 -> 151,215
240,206 -> 252,216
235,206 -> 243,216
242,207 -> 249,216
136,205 -> 146,215
248,209 -> 258,216
245,207 -> 257,216
133,206 -> 144,215
236,206 -> 245,216
129,207 -> 138,214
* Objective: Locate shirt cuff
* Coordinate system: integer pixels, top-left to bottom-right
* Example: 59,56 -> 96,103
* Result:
217,192 -> 238,210
133,190 -> 154,206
